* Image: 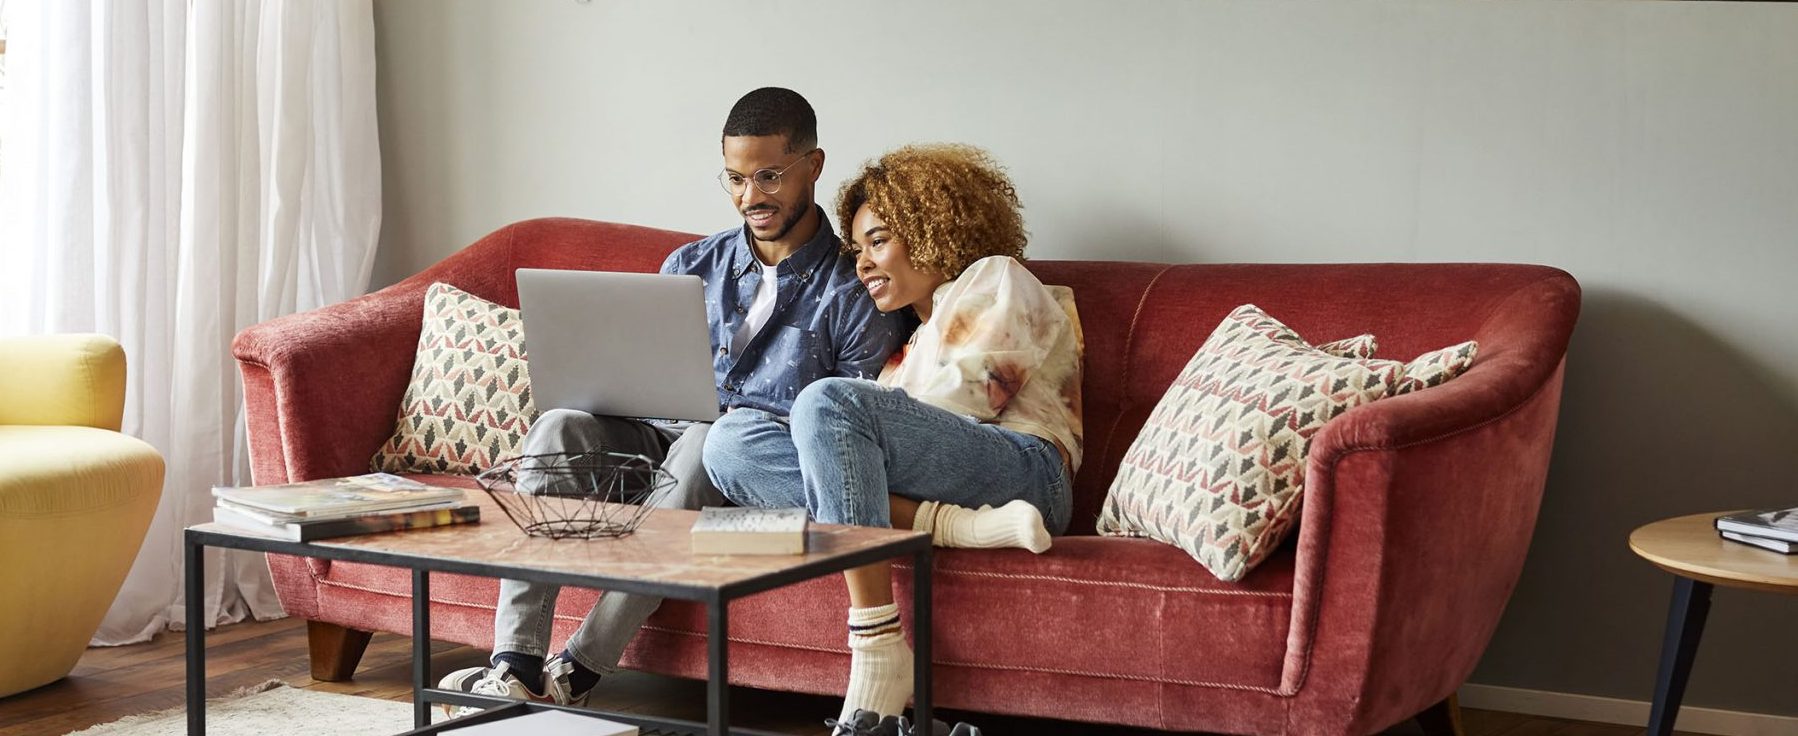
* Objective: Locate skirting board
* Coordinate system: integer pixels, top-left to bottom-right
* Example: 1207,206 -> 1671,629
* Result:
1458,684 -> 1798,736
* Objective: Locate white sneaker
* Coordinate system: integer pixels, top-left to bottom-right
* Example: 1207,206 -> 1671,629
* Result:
437,661 -> 531,718
541,652 -> 593,707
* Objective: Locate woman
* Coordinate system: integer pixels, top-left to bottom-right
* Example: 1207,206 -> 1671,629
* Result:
705,143 -> 1084,728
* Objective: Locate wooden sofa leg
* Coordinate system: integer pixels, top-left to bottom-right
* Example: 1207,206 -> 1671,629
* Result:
1415,693 -> 1465,736
307,621 -> 373,682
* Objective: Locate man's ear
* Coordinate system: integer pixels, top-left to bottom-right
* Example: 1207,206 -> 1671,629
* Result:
810,148 -> 826,182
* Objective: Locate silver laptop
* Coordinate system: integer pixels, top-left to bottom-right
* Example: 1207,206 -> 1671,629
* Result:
516,269 -> 722,423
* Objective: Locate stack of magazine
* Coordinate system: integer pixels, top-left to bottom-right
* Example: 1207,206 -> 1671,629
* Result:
211,473 -> 478,542
1714,506 -> 1798,554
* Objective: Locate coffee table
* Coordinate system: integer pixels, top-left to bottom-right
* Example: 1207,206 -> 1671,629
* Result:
184,500 -> 934,736
1628,511 -> 1798,736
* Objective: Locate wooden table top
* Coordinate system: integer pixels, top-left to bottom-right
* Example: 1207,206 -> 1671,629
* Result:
195,490 -> 927,597
1629,511 -> 1798,594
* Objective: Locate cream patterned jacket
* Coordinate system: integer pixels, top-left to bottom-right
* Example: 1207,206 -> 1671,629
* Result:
877,255 -> 1085,475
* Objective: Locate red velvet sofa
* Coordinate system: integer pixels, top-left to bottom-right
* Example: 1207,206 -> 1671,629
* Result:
233,218 -> 1580,735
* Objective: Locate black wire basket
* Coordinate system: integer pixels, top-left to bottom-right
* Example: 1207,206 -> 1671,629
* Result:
474,451 -> 675,539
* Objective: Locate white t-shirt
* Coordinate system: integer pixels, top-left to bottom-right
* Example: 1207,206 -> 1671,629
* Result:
729,262 -> 781,358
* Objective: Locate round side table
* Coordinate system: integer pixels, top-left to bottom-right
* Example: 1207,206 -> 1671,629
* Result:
1629,511 -> 1798,736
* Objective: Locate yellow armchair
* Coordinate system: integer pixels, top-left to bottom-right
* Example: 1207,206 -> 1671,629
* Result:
0,334 -> 164,697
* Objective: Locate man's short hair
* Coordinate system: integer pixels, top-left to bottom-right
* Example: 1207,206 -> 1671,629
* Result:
722,87 -> 817,153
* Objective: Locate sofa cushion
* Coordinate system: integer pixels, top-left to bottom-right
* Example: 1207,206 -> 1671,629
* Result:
370,283 -> 537,475
1096,304 -> 1476,581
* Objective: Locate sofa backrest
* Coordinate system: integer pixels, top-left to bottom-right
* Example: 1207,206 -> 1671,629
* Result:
1026,260 -> 1576,534
426,219 -> 1577,535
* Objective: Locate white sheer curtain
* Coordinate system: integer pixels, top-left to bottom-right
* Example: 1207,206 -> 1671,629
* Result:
0,0 -> 380,644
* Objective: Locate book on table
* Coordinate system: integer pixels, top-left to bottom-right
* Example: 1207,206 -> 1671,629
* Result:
1718,529 -> 1798,555
211,472 -> 465,518
1713,506 -> 1798,543
690,506 -> 808,555
211,501 -> 480,542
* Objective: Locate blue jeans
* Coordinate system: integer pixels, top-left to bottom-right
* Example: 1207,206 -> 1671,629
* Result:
493,409 -> 723,674
705,377 -> 1071,534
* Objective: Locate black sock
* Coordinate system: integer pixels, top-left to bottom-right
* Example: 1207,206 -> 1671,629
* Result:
491,651 -> 544,692
559,649 -> 602,696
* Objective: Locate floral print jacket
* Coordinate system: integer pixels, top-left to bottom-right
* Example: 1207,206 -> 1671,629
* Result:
878,256 -> 1085,475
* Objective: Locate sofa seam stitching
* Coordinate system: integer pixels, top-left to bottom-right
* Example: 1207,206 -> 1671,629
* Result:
634,624 -> 1284,693
310,567 -> 1295,600
889,562 -> 1291,597
1092,264 -> 1177,529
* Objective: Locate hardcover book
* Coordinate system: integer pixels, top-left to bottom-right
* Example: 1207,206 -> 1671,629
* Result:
212,502 -> 480,542
1714,506 -> 1798,543
1719,529 -> 1798,555
211,473 -> 465,518
690,507 -> 808,555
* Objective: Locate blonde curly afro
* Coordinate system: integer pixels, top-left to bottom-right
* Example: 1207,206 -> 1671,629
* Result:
836,143 -> 1027,279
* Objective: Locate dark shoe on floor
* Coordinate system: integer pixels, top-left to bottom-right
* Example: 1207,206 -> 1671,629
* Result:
540,652 -> 594,707
899,715 -> 984,736
827,709 -> 904,736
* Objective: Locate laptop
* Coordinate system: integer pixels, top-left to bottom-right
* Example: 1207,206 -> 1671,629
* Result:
515,268 -> 723,423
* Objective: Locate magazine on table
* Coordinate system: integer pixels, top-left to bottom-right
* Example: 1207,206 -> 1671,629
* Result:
211,473 -> 465,518
211,502 -> 480,542
1714,506 -> 1798,543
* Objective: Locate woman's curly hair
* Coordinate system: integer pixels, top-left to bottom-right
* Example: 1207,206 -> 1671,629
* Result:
836,143 -> 1026,279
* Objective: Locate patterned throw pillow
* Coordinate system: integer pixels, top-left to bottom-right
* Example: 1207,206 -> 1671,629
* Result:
1316,333 -> 1378,359
1096,305 -> 1476,582
370,282 -> 537,475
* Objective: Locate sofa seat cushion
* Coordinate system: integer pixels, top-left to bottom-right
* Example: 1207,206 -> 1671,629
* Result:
304,475 -> 1295,691
632,536 -> 1297,693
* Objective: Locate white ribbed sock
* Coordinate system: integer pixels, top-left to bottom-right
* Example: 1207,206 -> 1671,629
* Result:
840,603 -> 912,721
915,499 -> 1052,553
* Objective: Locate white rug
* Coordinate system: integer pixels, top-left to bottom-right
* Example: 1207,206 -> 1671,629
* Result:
68,680 -> 414,736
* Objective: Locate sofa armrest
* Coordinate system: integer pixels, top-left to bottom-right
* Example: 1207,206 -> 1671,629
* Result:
233,290 -> 426,484
1280,272 -> 1579,730
0,334 -> 127,430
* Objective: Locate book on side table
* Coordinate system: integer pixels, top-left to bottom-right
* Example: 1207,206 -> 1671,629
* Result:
1718,529 -> 1797,554
210,473 -> 477,541
691,506 -> 808,555
1715,506 -> 1798,541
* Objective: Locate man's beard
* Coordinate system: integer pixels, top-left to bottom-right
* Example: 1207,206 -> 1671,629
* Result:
747,184 -> 812,243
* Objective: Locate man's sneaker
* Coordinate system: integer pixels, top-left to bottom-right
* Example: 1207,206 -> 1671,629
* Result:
826,709 -> 903,736
898,716 -> 983,736
541,652 -> 594,707
436,661 -> 531,718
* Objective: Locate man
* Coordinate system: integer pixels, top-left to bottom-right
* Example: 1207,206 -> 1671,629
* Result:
440,87 -> 908,710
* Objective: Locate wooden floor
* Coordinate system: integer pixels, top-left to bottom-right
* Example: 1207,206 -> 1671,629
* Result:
0,617 -> 1676,736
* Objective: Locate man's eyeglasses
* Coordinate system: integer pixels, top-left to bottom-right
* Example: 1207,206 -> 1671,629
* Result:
718,149 -> 817,196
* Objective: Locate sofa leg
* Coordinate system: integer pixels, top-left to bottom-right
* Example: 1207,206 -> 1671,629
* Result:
307,620 -> 373,682
1415,693 -> 1465,736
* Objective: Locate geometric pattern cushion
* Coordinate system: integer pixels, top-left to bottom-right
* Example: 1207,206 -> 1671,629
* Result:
1096,304 -> 1477,582
370,282 -> 538,475
1315,333 -> 1379,359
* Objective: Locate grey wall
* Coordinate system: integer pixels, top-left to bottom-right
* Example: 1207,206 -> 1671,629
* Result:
371,0 -> 1798,718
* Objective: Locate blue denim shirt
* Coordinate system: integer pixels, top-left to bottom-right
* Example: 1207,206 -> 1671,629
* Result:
661,208 -> 910,416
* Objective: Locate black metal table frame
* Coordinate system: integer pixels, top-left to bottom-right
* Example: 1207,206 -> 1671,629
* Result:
183,527 -> 934,736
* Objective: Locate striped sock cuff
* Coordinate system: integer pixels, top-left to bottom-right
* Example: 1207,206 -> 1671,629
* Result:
847,603 -> 903,639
